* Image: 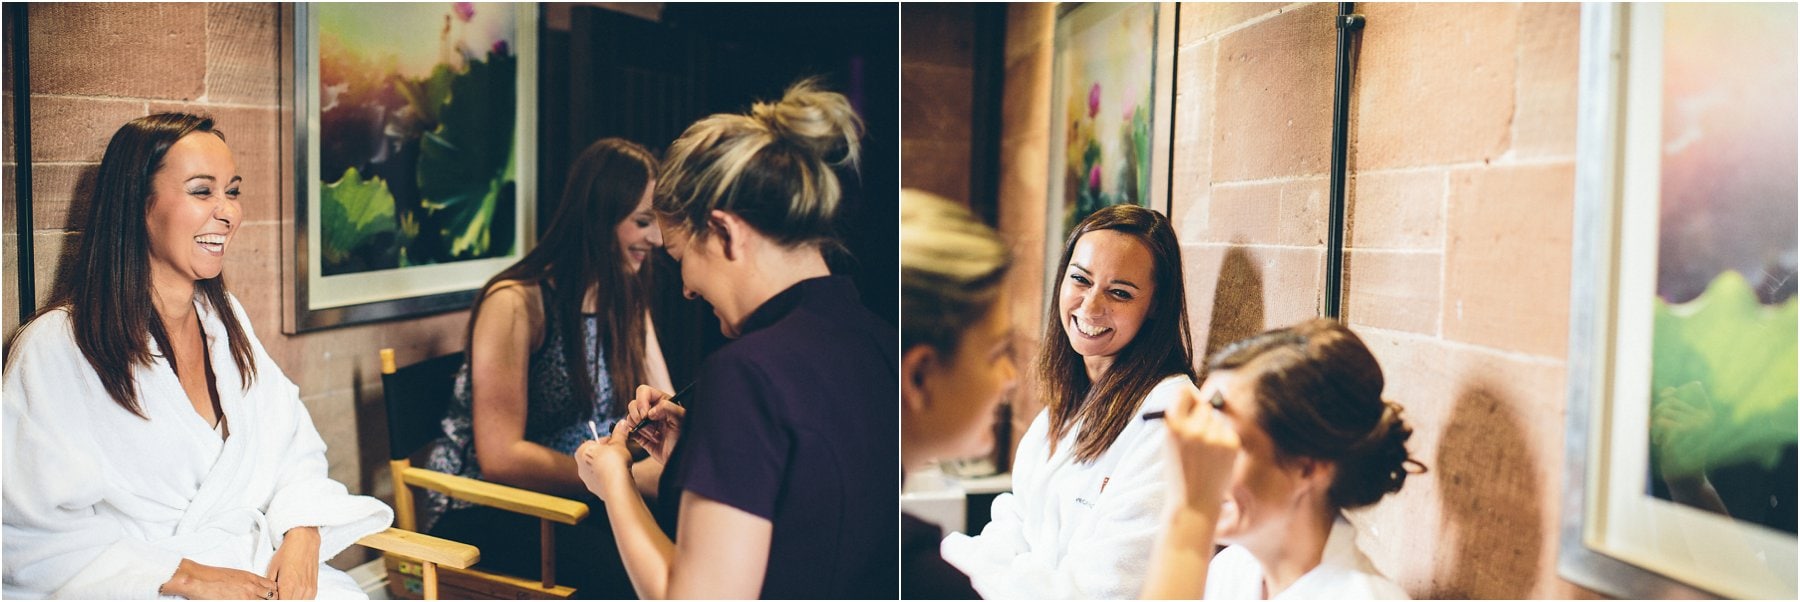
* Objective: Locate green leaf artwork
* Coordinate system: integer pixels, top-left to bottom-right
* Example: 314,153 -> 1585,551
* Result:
320,167 -> 399,272
416,50 -> 517,262
1649,271 -> 1799,479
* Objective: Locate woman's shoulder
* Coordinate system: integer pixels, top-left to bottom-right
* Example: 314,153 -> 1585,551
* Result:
8,306 -> 78,358
484,279 -> 543,303
1138,374 -> 1198,414
474,280 -> 546,327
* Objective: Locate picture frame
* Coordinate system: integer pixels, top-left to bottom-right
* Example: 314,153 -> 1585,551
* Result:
281,3 -> 538,333
1044,2 -> 1176,288
1560,4 -> 1796,599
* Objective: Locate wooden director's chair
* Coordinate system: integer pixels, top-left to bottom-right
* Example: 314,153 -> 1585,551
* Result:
378,348 -> 593,599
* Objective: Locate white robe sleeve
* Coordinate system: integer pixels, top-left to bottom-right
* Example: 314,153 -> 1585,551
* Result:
2,311 -> 185,599
939,415 -> 1045,579
968,429 -> 1169,599
231,297 -> 392,560
943,381 -> 1181,599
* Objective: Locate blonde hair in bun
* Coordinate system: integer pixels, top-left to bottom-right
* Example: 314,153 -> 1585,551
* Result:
656,78 -> 864,249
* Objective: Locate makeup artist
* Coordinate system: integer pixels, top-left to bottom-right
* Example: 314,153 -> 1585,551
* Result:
425,138 -> 674,597
575,79 -> 898,599
899,190 -> 1016,599
940,205 -> 1200,599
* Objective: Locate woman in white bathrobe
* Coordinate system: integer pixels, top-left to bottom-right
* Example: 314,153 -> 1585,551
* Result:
941,204 -> 1199,599
2,113 -> 391,599
1145,319 -> 1426,600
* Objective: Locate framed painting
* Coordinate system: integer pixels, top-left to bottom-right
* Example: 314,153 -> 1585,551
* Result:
282,3 -> 537,332
1044,2 -> 1176,287
1561,3 -> 1796,599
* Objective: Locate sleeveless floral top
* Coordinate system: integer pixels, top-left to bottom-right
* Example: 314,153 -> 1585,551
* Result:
423,283 -> 619,526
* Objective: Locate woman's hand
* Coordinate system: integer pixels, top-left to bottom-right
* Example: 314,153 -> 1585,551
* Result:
1164,385 -> 1240,516
160,558 -> 280,600
625,385 -> 686,464
266,526 -> 320,599
577,420 -> 639,503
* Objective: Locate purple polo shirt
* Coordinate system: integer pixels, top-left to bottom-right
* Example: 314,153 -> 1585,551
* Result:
662,275 -> 898,599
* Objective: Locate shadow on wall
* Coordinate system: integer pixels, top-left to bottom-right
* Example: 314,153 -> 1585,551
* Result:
1204,246 -> 1265,359
41,166 -> 102,311
1429,378 -> 1544,599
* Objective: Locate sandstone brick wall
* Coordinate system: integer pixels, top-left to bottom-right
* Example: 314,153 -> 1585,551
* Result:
1,4 -> 468,533
997,3 -> 1601,598
901,3 -> 976,204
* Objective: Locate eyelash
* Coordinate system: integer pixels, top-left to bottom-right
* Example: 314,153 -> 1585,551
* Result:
190,187 -> 241,198
1070,273 -> 1133,300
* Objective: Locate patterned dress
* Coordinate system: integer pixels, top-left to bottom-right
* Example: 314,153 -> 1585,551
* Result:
423,284 -> 619,528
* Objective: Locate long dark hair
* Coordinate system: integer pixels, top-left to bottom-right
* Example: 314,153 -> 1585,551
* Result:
1206,318 -> 1426,510
1036,205 -> 1194,463
463,138 -> 657,419
49,113 -> 257,417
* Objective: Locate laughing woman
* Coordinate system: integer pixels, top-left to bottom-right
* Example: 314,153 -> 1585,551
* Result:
3,113 -> 390,599
940,204 -> 1199,599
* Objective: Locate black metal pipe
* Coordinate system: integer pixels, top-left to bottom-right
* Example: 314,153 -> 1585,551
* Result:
1325,3 -> 1362,319
11,3 -> 35,322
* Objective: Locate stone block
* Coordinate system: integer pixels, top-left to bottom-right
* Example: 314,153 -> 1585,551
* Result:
902,64 -> 976,146
902,139 -> 973,204
28,3 -> 206,100
1212,3 -> 1335,182
1170,42 -> 1214,242
1514,3 -> 1580,159
1204,176 -> 1326,247
1443,163 -> 1575,358
205,3 -> 280,105
3,94 -> 12,163
29,163 -> 97,231
28,96 -> 146,163
300,388 -> 364,494
1001,44 -> 1051,147
1005,3 -> 1054,65
1342,249 -> 1441,336
1179,2 -> 1288,45
1353,3 -> 1519,169
904,3 -> 977,69
1346,169 -> 1445,250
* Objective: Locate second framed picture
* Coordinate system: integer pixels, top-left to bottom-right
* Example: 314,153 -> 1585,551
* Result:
283,2 -> 538,332
1044,2 -> 1176,287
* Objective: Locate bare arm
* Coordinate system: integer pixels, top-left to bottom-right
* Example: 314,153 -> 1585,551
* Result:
469,282 -> 588,498
1142,381 -> 1239,600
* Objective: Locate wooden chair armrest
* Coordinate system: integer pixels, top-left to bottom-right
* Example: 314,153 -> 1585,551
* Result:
397,466 -> 591,525
356,528 -> 480,569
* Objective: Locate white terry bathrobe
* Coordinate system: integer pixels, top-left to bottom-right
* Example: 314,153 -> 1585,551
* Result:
1204,515 -> 1410,600
941,374 -> 1190,599
3,296 -> 393,599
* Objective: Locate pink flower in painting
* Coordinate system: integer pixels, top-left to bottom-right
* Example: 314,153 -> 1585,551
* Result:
1087,83 -> 1101,118
1088,163 -> 1102,195
453,2 -> 475,22
1124,104 -> 1134,122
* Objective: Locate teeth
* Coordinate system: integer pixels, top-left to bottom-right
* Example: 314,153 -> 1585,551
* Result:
1073,317 -> 1111,337
195,234 -> 227,245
